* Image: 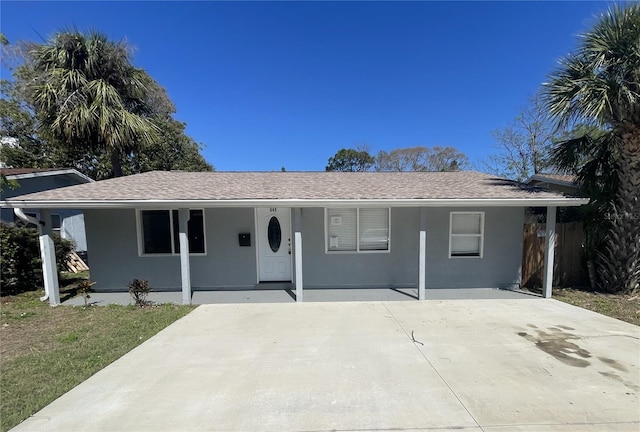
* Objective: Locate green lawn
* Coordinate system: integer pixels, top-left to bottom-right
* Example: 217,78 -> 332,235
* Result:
0,278 -> 195,432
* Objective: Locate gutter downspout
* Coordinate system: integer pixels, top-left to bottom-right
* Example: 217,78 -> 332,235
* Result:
13,208 -> 50,302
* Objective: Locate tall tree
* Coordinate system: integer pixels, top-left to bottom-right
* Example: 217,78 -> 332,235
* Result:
552,124 -> 614,263
17,30 -> 173,177
375,146 -> 468,172
485,95 -> 555,181
129,115 -> 213,174
544,4 -> 640,294
326,148 -> 375,172
0,80 -> 52,168
376,147 -> 429,171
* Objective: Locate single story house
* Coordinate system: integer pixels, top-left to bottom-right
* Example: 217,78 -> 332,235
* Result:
0,170 -> 588,305
0,168 -> 94,253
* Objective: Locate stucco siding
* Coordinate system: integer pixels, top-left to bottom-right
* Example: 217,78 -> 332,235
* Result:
189,208 -> 257,288
85,206 -> 523,292
300,207 -> 419,288
85,209 -> 180,291
85,208 -> 257,291
424,207 -> 524,289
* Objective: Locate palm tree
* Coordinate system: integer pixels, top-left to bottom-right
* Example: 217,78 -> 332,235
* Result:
544,4 -> 639,293
19,30 -> 172,177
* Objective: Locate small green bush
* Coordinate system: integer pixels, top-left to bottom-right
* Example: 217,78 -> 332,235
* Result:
0,222 -> 75,295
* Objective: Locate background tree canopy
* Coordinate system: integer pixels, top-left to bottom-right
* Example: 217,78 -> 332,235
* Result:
0,30 -> 213,179
484,95 -> 555,182
326,146 -> 468,172
325,148 -> 375,172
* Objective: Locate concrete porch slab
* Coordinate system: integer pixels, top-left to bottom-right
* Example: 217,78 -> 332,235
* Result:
61,287 -> 535,306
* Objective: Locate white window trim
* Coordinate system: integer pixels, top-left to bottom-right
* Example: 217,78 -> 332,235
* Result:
136,209 -> 207,257
448,211 -> 484,259
324,208 -> 391,254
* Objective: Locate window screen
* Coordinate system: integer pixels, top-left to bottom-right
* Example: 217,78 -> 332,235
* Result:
326,208 -> 390,253
327,208 -> 357,251
450,212 -> 483,257
359,208 -> 389,251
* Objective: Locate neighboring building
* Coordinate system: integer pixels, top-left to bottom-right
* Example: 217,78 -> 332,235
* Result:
525,173 -> 578,195
0,168 -> 94,252
1,171 -> 588,304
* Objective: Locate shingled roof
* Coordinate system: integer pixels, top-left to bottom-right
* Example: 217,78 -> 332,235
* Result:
1,170 -> 588,208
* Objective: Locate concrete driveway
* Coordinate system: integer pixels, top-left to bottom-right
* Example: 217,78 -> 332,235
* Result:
12,299 -> 640,431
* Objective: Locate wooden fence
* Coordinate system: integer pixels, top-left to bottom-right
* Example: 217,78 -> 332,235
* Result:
522,222 -> 588,288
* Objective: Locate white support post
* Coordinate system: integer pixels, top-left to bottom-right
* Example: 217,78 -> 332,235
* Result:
418,207 -> 427,301
295,231 -> 303,303
543,206 -> 557,299
39,210 -> 60,306
419,230 -> 426,301
178,208 -> 192,305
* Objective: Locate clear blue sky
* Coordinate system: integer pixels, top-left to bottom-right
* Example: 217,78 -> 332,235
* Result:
1,1 -> 612,171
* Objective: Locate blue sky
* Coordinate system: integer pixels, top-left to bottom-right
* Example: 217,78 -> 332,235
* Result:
1,1 -> 612,171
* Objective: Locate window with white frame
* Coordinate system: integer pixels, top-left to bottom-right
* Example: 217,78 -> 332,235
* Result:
51,214 -> 61,233
449,212 -> 484,258
326,208 -> 390,253
138,209 -> 205,255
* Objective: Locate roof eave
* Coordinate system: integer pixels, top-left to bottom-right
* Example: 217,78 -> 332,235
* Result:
5,169 -> 94,183
525,175 -> 577,188
0,197 -> 590,209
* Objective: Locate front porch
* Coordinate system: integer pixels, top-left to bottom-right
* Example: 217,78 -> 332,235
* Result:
61,287 -> 536,306
23,205 -> 559,306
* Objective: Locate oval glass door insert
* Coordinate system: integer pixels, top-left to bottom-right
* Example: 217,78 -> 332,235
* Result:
268,216 -> 282,252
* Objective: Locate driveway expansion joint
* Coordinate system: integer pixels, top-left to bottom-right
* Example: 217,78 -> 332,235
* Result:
381,302 -> 484,431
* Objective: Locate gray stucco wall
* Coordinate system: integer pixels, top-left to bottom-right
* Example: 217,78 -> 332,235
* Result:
84,205 -> 524,292
85,208 -> 257,291
423,207 -> 524,289
300,207 -> 419,288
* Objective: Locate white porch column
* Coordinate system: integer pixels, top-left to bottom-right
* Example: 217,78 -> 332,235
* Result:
293,208 -> 303,303
178,208 -> 192,305
419,231 -> 426,301
542,206 -> 557,299
418,207 -> 427,301
295,232 -> 303,303
40,209 -> 60,306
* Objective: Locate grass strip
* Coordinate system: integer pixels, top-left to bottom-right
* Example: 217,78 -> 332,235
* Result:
1,289 -> 194,431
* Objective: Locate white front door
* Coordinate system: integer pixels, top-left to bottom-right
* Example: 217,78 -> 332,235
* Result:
256,208 -> 292,282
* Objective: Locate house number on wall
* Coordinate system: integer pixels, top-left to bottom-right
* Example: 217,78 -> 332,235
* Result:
270,208 -> 278,213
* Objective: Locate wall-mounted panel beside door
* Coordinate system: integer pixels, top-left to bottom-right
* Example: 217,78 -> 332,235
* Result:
256,208 -> 292,282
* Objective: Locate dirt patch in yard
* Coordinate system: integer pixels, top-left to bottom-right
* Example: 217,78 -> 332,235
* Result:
526,288 -> 640,330
536,288 -> 639,326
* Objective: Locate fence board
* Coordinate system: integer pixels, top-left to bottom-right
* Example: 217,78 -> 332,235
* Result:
522,222 -> 586,289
